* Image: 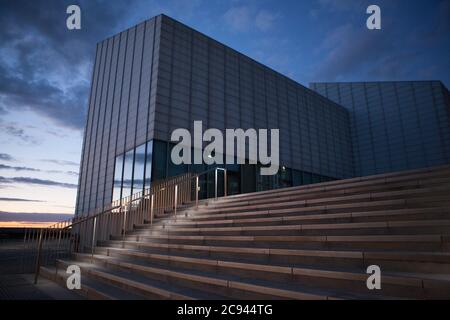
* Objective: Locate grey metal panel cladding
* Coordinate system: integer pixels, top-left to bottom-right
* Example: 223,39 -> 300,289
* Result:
76,14 -> 354,215
76,17 -> 159,215
154,15 -> 353,178
82,41 -> 107,214
102,34 -> 121,207
75,43 -> 102,215
93,37 -> 114,210
310,81 -> 450,177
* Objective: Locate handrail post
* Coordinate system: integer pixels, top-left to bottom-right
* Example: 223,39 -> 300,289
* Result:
195,176 -> 199,209
224,169 -> 227,197
122,206 -> 127,238
91,216 -> 97,262
174,184 -> 178,218
150,194 -> 154,225
33,228 -> 44,284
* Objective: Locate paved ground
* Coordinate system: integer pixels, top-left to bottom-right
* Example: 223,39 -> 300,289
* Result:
0,240 -> 82,300
0,273 -> 82,300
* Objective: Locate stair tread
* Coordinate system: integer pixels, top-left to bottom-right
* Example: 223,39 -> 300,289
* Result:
74,253 -> 404,300
131,219 -> 450,235
51,165 -> 450,299
96,246 -> 450,284
117,233 -> 446,242
56,259 -> 226,300
41,265 -> 146,300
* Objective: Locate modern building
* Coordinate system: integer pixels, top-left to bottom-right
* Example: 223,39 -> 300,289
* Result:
75,14 -> 450,216
310,81 -> 450,177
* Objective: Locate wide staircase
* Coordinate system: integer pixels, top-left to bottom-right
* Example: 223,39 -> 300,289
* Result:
41,165 -> 450,299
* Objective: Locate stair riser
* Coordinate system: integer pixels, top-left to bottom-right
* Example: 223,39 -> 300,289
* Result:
40,267 -> 111,300
366,259 -> 450,275
76,254 -> 446,299
188,194 -> 450,216
128,225 -> 450,237
100,247 -> 364,272
58,260 -> 180,300
101,247 -> 450,277
214,170 -> 450,206
147,212 -> 450,229
176,206 -> 404,223
207,182 -> 450,210
96,244 -> 450,275
95,243 -> 359,270
108,236 -> 447,251
213,169 -> 450,202
77,256 -> 306,300
173,201 -> 450,223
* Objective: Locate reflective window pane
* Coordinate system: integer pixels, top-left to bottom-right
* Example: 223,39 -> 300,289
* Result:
112,155 -> 124,201
152,140 -> 167,181
144,140 -> 153,189
122,149 -> 134,198
168,142 -> 188,177
133,144 -> 145,195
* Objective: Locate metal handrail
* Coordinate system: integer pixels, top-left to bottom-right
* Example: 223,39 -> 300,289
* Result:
25,167 -> 228,283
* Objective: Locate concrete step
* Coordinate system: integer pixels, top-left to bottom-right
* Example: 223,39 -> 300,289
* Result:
58,164 -> 450,299
73,253 -> 408,300
140,208 -> 450,230
110,234 -> 450,251
53,259 -> 225,300
206,178 -> 450,210
39,265 -> 145,300
185,192 -> 450,217
161,199 -> 448,224
76,252 -> 450,299
211,166 -> 450,205
153,169 -> 450,221
96,245 -> 450,275
129,219 -> 450,237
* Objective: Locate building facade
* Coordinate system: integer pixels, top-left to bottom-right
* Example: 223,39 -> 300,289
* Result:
310,81 -> 450,176
75,15 -> 354,216
75,14 -> 450,216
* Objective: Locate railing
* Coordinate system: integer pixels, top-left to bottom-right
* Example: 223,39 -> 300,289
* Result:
22,167 -> 227,283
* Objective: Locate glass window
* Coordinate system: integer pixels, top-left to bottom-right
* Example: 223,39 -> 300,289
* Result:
122,149 -> 134,198
112,155 -> 123,201
256,164 -> 272,191
303,172 -> 312,185
133,144 -> 145,195
278,167 -> 292,188
144,140 -> 153,189
241,164 -> 256,194
292,170 -> 303,186
312,174 -> 322,184
152,140 -> 167,181
168,142 -> 188,177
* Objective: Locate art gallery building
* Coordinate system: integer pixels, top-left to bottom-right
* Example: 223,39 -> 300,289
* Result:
75,14 -> 450,216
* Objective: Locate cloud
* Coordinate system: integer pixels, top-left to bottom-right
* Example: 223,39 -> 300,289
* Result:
254,10 -> 280,32
0,153 -> 15,161
40,159 -> 79,166
0,176 -> 78,188
223,6 -> 280,32
48,170 -> 79,177
0,0 -> 137,130
0,211 -> 73,222
0,197 -> 45,202
310,23 -> 398,81
0,122 -> 36,143
0,164 -> 40,172
0,163 -> 78,176
316,0 -> 367,12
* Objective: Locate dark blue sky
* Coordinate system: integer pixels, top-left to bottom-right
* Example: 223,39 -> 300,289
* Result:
0,0 -> 449,220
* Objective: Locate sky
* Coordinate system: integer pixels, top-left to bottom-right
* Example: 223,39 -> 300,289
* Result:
0,0 -> 449,227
